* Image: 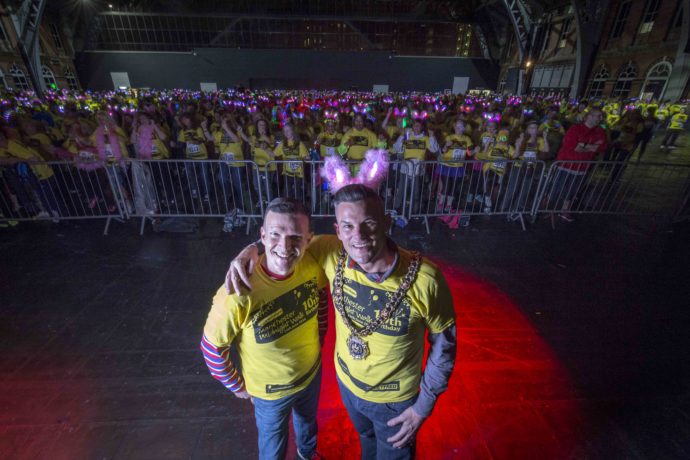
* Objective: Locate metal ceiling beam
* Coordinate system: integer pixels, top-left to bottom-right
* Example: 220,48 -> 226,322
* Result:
209,17 -> 242,46
98,11 -> 463,25
502,0 -> 532,60
571,0 -> 611,98
12,0 -> 47,96
474,24 -> 492,60
665,0 -> 690,101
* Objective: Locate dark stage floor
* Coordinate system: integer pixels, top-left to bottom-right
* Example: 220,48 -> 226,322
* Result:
0,212 -> 689,459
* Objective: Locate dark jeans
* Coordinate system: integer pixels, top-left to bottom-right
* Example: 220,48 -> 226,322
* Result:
502,165 -> 538,213
219,165 -> 251,212
337,377 -> 417,460
253,368 -> 322,460
661,130 -> 680,147
184,161 -> 210,198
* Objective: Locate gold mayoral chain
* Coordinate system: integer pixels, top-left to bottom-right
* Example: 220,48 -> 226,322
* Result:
332,248 -> 422,360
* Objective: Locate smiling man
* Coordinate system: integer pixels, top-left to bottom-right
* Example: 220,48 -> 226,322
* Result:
226,185 -> 457,459
201,198 -> 328,460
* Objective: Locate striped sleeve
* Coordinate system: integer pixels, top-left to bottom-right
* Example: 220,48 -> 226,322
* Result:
200,333 -> 244,392
318,288 -> 328,345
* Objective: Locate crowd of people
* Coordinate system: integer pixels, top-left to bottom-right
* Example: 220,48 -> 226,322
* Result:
0,88 -> 687,228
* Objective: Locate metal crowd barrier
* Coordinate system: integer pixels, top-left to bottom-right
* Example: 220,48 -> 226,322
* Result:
3,158 -> 689,234
535,160 -> 690,222
0,159 -> 126,234
406,159 -> 547,232
115,159 -> 264,234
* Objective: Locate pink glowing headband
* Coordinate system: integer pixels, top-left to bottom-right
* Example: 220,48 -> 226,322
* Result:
320,149 -> 389,193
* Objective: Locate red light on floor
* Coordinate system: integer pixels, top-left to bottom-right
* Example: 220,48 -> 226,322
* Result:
316,261 -> 583,459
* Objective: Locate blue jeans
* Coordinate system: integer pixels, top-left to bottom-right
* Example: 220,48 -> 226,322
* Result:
337,377 -> 417,460
253,368 -> 321,460
219,165 -> 251,212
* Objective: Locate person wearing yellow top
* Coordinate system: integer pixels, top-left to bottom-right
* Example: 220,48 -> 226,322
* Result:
131,112 -> 170,160
434,120 -> 475,213
468,122 -> 498,208
129,112 -> 170,215
0,131 -> 61,219
476,129 -> 514,210
539,111 -> 566,160
177,113 -> 211,200
274,124 -> 309,200
91,112 -> 133,213
661,106 -> 687,150
225,185 -> 456,459
90,112 -> 130,166
381,107 -> 406,147
392,120 -> 440,213
503,121 -> 549,216
202,113 -> 252,214
314,119 -> 343,158
202,199 -> 328,460
21,120 -> 57,161
338,114 -> 377,160
238,118 -> 277,202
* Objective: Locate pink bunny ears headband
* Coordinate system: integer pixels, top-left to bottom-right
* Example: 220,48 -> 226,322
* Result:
320,149 -> 389,193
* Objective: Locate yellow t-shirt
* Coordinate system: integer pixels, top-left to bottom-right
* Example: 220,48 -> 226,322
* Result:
203,254 -> 327,400
386,125 -> 403,143
275,139 -> 308,178
317,131 -> 343,158
478,131 -> 496,151
1,140 -> 54,180
440,134 -> 473,167
251,135 -> 276,172
89,126 -> 130,165
147,136 -> 170,160
669,113 -> 687,130
340,127 -> 377,160
213,130 -> 245,167
402,135 -> 431,161
539,121 -> 565,135
177,128 -> 208,159
514,138 -> 545,168
27,133 -> 54,160
307,235 -> 455,403
478,144 -> 513,175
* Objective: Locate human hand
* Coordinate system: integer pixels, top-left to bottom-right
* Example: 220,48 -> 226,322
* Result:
234,388 -> 253,403
225,244 -> 260,294
386,406 -> 425,448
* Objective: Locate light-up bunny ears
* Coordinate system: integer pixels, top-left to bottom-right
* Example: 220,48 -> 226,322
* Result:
320,149 -> 389,194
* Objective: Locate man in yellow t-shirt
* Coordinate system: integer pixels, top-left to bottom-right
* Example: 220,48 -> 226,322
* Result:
203,115 -> 251,212
660,106 -> 687,150
177,114 -> 210,200
275,124 -> 309,200
315,119 -> 342,158
392,120 -> 440,213
339,114 -> 377,160
225,185 -> 457,459
202,198 -> 328,460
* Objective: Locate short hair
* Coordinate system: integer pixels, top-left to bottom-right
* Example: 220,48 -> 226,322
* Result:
333,184 -> 382,209
263,197 -> 311,221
